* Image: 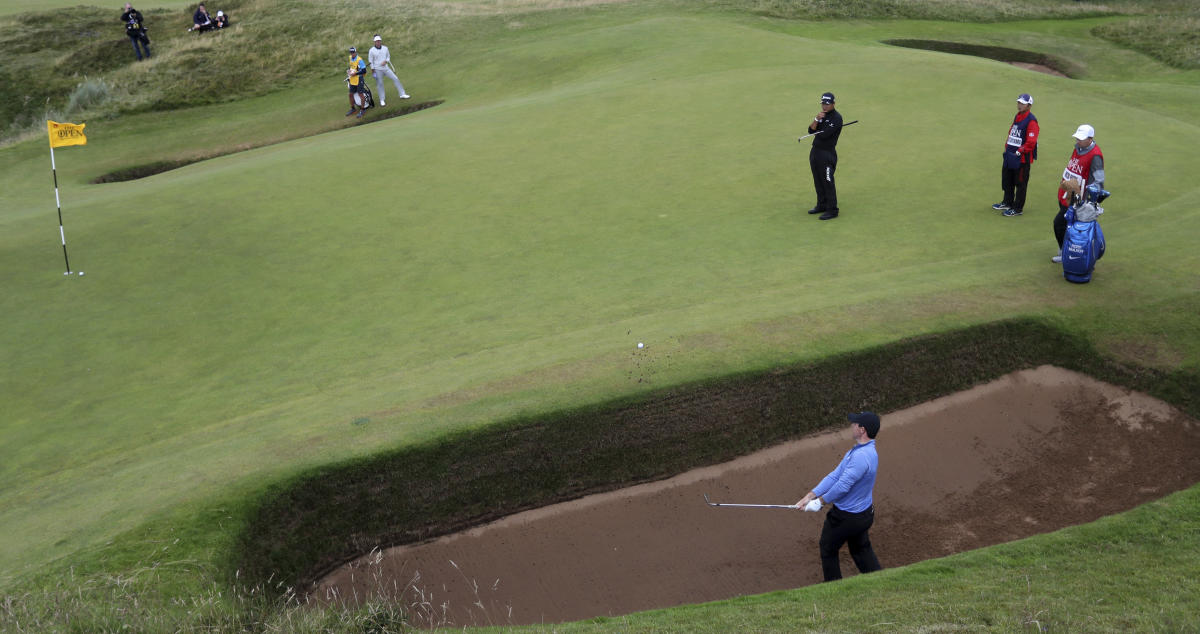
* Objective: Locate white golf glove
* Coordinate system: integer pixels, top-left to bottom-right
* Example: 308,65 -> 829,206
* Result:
804,499 -> 822,512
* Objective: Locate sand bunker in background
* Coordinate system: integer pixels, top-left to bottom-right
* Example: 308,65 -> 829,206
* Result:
316,366 -> 1200,627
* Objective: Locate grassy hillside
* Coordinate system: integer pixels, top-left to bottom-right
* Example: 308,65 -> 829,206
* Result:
2,0 -> 1199,630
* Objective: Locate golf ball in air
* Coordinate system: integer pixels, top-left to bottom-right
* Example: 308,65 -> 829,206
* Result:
637,342 -> 644,348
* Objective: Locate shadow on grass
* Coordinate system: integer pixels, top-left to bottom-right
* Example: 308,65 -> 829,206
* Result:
883,39 -> 1077,77
90,100 -> 444,183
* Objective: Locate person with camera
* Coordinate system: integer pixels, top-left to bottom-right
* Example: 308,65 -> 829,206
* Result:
121,3 -> 151,61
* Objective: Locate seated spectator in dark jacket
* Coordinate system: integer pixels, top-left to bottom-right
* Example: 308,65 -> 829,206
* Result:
190,3 -> 215,32
214,10 -> 229,28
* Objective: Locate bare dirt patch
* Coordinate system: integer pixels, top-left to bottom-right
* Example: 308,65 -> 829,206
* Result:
315,366 -> 1200,627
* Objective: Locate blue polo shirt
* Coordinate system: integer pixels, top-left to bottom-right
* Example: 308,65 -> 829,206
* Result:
812,440 -> 878,513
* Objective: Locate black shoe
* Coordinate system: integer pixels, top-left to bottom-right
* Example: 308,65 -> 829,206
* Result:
819,211 -> 838,220
807,208 -> 823,215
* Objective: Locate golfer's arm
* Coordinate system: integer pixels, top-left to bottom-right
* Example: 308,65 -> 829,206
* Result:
821,457 -> 866,505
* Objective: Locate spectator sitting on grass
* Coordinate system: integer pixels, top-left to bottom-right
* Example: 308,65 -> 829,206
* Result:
214,10 -> 229,28
189,3 -> 215,32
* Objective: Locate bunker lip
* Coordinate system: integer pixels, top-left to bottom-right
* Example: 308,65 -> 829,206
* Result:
90,100 -> 444,183
313,366 -> 1200,627
882,39 -> 1076,78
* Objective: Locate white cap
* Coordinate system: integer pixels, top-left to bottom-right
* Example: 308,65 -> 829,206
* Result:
217,10 -> 223,16
1072,124 -> 1095,140
373,35 -> 382,41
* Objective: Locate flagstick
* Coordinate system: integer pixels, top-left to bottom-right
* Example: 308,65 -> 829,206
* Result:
49,146 -> 74,276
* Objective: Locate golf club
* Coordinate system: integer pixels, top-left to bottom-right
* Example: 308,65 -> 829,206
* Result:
703,493 -> 797,509
798,119 -> 859,142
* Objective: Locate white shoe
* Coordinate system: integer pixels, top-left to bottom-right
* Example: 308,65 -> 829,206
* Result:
380,100 -> 385,106
1051,254 -> 1062,263
399,94 -> 410,99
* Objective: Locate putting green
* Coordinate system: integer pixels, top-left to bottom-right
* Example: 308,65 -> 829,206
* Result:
1,9 -> 1198,598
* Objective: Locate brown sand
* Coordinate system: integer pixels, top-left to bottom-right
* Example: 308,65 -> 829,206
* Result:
1008,61 -> 1069,77
315,366 -> 1200,627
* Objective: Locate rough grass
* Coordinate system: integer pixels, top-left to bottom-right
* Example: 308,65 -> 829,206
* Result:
743,0 -> 1129,21
1093,14 -> 1200,69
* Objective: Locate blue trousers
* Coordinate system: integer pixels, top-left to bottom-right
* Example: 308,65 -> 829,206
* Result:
128,33 -> 150,60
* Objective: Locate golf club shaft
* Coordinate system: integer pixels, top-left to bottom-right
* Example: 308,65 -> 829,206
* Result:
704,494 -> 795,509
798,119 -> 858,141
709,503 -> 796,509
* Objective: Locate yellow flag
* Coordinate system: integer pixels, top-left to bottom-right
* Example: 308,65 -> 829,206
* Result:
47,120 -> 87,148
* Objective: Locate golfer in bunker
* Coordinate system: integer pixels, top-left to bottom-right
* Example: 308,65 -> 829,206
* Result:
795,412 -> 883,581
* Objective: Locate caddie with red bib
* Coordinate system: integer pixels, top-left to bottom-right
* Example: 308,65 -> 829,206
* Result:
992,93 -> 1038,217
1052,124 -> 1104,263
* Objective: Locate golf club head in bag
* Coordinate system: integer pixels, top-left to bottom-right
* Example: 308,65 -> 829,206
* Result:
1084,183 -> 1110,205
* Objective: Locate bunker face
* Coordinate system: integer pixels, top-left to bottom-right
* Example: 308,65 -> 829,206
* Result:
315,366 -> 1199,627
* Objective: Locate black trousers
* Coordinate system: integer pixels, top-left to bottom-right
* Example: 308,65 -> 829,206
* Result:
818,505 -> 882,582
1054,203 -> 1069,247
809,147 -> 838,214
1001,162 -> 1032,211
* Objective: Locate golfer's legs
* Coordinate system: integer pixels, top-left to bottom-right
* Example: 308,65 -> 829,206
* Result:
810,151 -> 826,211
822,157 -> 838,212
818,511 -> 846,581
384,67 -> 406,96
846,514 -> 882,574
375,71 -> 386,100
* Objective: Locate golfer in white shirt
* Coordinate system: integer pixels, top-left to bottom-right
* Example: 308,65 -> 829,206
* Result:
368,34 -> 409,106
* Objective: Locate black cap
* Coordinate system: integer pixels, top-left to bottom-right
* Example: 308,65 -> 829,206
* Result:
848,411 -> 880,438
349,46 -> 357,53
820,92 -> 836,104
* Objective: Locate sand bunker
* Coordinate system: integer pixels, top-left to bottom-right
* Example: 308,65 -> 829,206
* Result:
315,366 -> 1199,627
1008,61 -> 1068,77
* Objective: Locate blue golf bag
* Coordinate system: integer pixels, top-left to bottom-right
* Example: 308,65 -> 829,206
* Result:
1061,184 -> 1110,284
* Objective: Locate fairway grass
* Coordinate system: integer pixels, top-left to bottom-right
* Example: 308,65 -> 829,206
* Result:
2,1 -> 1199,629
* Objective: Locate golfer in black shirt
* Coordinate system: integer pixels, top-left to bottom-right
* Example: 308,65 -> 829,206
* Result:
807,92 -> 843,220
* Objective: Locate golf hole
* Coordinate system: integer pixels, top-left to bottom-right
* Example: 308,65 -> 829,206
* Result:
314,366 -> 1200,626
